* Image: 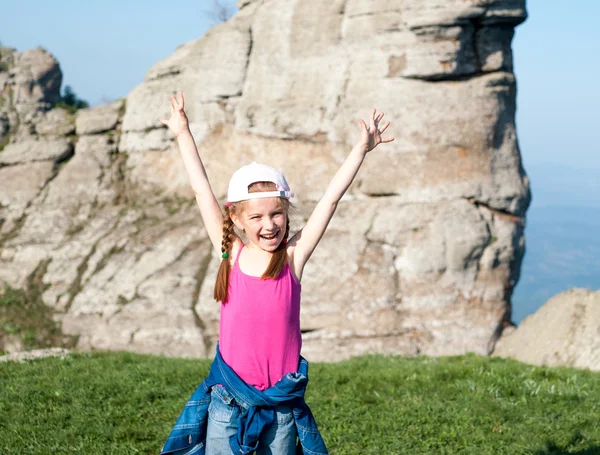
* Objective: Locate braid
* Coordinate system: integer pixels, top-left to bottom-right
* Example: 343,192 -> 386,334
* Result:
214,204 -> 236,302
220,206 -> 235,257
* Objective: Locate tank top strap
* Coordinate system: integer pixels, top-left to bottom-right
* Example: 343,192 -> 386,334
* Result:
234,243 -> 245,266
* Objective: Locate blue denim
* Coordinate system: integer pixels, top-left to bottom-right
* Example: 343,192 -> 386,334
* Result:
205,384 -> 297,454
160,345 -> 328,455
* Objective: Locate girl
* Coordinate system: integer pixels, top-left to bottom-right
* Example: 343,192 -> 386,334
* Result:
159,92 -> 393,455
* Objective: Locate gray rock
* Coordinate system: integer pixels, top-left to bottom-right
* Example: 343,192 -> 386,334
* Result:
61,221 -> 209,356
494,289 -> 600,371
0,137 -> 72,165
70,242 -> 210,358
9,48 -> 62,113
75,99 -> 124,135
118,128 -> 172,153
37,209 -> 124,310
0,161 -> 54,236
35,108 -> 75,136
0,161 -> 54,209
400,1 -> 525,79
42,135 -> 116,208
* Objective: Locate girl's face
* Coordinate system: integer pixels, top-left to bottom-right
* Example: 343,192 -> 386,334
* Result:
232,197 -> 288,253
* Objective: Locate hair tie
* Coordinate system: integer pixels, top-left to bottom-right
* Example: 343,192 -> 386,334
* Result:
222,253 -> 229,259
225,202 -> 231,207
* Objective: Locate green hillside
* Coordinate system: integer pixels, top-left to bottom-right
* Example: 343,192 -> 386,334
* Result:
1,352 -> 599,454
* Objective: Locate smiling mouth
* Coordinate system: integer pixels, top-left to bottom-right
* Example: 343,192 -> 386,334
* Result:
260,233 -> 278,240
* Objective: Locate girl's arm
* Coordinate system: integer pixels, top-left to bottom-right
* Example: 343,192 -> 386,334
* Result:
160,92 -> 225,253
289,109 -> 394,279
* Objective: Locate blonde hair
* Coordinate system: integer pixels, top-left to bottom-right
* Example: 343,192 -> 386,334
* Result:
213,182 -> 291,302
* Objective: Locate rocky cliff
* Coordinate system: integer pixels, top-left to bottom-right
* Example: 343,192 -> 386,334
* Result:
0,0 -> 530,360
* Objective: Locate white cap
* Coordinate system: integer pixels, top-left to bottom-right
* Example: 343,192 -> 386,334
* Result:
227,162 -> 294,203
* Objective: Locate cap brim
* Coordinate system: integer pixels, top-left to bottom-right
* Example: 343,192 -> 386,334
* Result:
228,191 -> 294,202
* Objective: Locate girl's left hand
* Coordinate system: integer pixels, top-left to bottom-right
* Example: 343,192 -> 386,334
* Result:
357,109 -> 394,153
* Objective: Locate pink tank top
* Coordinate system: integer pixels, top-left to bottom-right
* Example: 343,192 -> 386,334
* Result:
219,245 -> 302,391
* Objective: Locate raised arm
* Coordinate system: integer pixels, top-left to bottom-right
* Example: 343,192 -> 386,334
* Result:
160,92 -> 224,252
290,109 -> 394,279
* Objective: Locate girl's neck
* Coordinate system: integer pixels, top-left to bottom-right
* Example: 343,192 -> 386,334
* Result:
238,242 -> 276,277
244,241 -> 276,257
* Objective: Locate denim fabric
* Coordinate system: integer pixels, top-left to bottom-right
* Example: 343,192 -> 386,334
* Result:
160,345 -> 328,455
205,385 -> 297,455
205,385 -> 239,454
159,382 -> 210,455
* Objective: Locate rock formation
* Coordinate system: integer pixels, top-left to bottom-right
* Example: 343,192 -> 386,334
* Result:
493,289 -> 600,371
0,0 -> 530,360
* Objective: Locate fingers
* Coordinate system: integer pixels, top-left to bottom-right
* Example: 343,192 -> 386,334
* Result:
381,136 -> 395,143
369,109 -> 385,131
379,121 -> 391,134
170,93 -> 185,112
159,118 -> 167,126
358,119 -> 368,131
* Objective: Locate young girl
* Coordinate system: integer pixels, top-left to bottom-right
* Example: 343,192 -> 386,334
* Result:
158,92 -> 393,455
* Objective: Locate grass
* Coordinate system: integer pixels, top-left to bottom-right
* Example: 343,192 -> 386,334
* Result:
0,352 -> 599,454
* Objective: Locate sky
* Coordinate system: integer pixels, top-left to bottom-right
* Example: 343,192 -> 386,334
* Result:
510,1 -> 600,207
1,0 -> 231,105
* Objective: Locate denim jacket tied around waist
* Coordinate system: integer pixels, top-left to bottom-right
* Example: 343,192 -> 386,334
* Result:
160,345 -> 328,455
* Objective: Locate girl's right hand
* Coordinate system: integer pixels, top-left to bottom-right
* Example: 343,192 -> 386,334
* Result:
159,91 -> 189,138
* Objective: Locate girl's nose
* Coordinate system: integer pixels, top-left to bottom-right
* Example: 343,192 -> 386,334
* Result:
263,218 -> 275,230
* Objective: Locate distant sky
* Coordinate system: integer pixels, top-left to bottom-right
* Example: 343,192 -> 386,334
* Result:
2,0 -> 599,205
511,1 -> 600,204
2,0 -> 232,105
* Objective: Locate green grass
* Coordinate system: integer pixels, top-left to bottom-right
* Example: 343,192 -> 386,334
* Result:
1,352 -> 599,454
